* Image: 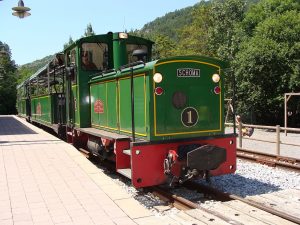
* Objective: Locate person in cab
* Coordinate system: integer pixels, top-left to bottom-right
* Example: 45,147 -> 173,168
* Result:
82,51 -> 97,70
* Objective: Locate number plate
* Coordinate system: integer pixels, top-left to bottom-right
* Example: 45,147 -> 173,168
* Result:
177,68 -> 200,77
181,107 -> 199,127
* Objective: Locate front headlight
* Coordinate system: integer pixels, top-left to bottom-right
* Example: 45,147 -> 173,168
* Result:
153,73 -> 163,83
212,74 -> 220,83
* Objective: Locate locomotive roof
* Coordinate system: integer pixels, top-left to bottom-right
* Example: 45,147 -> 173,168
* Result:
26,53 -> 63,82
28,64 -> 48,81
63,32 -> 154,52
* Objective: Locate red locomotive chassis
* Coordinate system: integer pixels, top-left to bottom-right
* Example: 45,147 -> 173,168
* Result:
114,134 -> 236,188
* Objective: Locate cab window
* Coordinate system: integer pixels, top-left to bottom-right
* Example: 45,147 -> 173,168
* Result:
81,43 -> 108,71
126,44 -> 148,63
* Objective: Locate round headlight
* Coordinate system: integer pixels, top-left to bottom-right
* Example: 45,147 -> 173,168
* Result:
153,73 -> 163,83
212,74 -> 220,83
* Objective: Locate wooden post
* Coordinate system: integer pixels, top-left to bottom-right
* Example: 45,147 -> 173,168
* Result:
284,94 -> 287,136
276,125 -> 280,156
238,122 -> 242,148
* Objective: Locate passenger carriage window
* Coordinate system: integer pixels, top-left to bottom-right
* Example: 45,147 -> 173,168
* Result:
126,44 -> 148,63
81,43 -> 108,71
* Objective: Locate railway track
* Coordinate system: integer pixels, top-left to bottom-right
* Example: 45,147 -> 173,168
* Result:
78,147 -> 300,224
150,182 -> 300,224
237,148 -> 300,171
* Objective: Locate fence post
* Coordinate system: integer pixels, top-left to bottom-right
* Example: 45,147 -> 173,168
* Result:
276,125 -> 280,156
238,122 -> 242,148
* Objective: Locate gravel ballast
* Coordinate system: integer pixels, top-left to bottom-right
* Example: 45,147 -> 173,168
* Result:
202,159 -> 300,197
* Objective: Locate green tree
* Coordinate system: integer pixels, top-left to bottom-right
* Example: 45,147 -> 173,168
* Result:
208,0 -> 247,61
152,34 -> 176,59
177,1 -> 213,56
234,0 -> 300,125
84,23 -> 95,37
0,42 -> 17,114
63,36 -> 74,50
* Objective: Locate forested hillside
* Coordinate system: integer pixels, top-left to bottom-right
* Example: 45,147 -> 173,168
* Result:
18,55 -> 54,83
138,5 -> 197,41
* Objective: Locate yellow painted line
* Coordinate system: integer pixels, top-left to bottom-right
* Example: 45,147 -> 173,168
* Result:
154,129 -> 222,137
155,60 -> 220,69
92,124 -> 119,131
119,129 -> 147,137
90,79 -> 115,86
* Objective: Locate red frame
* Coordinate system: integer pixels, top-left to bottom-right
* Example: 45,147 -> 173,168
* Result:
118,135 -> 236,188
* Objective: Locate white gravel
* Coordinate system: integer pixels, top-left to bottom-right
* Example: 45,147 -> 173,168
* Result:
197,159 -> 300,198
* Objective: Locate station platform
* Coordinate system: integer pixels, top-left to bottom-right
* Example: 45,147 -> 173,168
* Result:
0,115 -> 186,225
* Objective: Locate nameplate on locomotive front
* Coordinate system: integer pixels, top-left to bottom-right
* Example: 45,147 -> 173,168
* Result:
177,68 -> 200,77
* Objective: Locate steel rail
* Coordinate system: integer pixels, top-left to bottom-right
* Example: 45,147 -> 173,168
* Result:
237,148 -> 300,170
184,181 -> 300,225
150,186 -> 243,225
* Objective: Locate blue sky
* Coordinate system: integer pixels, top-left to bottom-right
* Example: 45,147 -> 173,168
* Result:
0,0 -> 199,66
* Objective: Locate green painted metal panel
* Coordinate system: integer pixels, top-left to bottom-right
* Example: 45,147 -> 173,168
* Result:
91,81 -> 118,130
30,95 -> 52,124
119,75 -> 147,136
106,81 -> 118,130
90,83 -> 99,126
113,33 -> 127,69
152,59 -> 224,139
98,83 -> 107,126
72,86 -> 80,126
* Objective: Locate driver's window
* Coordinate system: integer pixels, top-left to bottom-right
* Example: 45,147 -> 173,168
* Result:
81,42 -> 109,71
126,44 -> 148,63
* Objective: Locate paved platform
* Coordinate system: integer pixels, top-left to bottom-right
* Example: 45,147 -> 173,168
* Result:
2,116 -> 226,225
0,115 -> 155,225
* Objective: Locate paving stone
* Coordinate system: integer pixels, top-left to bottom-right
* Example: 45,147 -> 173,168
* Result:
115,198 -> 152,219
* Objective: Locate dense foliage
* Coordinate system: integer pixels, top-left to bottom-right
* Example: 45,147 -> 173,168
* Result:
234,0 -> 300,125
0,42 -> 17,114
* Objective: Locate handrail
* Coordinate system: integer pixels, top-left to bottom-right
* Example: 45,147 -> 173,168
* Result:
225,122 -> 300,132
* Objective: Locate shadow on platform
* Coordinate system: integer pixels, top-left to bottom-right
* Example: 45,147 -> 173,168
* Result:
0,116 -> 38,135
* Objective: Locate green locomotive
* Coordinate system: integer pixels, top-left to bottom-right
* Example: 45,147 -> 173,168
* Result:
17,32 -> 236,187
